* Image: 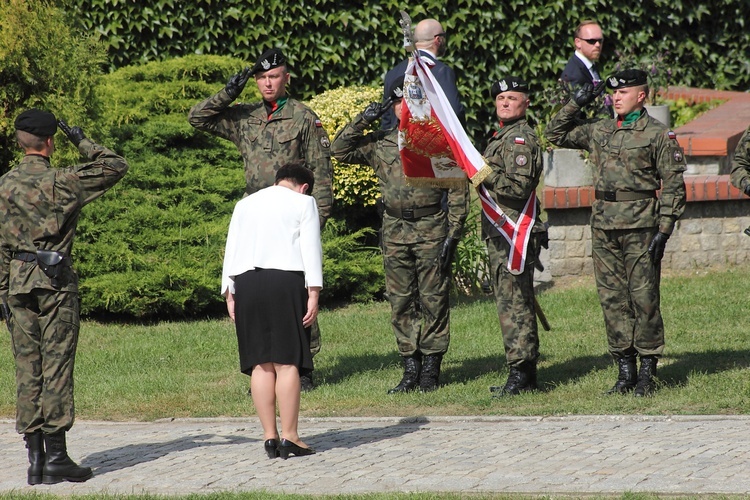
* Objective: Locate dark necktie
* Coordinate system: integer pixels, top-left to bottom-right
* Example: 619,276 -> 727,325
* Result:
591,64 -> 601,84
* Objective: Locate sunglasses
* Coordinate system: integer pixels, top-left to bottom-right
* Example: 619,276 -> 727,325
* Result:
580,37 -> 603,45
435,32 -> 447,38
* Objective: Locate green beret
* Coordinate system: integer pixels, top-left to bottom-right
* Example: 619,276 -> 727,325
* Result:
14,109 -> 57,136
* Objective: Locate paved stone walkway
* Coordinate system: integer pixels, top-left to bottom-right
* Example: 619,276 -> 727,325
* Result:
2,415 -> 750,496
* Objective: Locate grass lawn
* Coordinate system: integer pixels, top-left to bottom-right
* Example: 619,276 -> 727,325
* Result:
1,265 -> 749,421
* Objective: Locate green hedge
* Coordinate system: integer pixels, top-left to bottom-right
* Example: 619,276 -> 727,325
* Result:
0,0 -> 106,173
74,55 -> 249,317
67,0 -> 750,147
71,55 -> 386,318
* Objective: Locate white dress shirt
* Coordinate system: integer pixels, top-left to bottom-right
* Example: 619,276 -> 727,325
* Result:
574,50 -> 600,82
221,185 -> 323,295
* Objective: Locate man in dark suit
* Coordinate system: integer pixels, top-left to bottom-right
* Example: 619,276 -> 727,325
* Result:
560,20 -> 604,88
381,18 -> 465,130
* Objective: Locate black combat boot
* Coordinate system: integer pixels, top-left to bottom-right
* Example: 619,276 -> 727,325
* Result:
419,353 -> 443,392
634,356 -> 658,397
606,355 -> 638,394
24,431 -> 45,485
42,431 -> 93,484
490,362 -> 537,397
388,355 -> 422,394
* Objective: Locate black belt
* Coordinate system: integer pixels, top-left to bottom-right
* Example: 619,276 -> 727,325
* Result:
594,190 -> 657,202
12,251 -> 71,266
385,204 -> 441,221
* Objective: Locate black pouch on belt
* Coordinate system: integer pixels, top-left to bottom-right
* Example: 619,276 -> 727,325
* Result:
35,250 -> 66,284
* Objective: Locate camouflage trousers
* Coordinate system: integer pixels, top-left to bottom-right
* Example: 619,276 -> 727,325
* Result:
591,227 -> 664,358
383,237 -> 450,357
487,236 -> 539,367
8,289 -> 80,435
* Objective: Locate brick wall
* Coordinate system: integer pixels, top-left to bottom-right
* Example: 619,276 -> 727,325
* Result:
541,177 -> 750,282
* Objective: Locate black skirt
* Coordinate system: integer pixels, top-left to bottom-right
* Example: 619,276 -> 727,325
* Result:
233,268 -> 313,376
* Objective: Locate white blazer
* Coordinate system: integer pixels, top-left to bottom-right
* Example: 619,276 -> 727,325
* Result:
221,185 -> 323,295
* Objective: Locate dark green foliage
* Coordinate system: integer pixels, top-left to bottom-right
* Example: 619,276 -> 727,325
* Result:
0,0 -> 106,173
452,196 -> 490,296
67,0 -> 749,148
76,54 -> 385,318
320,219 -> 384,305
75,55 -> 253,318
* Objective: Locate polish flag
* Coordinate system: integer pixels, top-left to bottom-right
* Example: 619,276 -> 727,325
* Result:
398,50 -> 537,274
398,53 -> 490,187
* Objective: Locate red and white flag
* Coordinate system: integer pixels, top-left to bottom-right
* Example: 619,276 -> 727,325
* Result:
398,50 -> 537,274
398,53 -> 491,187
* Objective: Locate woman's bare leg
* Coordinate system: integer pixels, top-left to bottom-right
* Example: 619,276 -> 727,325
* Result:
251,363 -> 279,440
274,363 -> 307,446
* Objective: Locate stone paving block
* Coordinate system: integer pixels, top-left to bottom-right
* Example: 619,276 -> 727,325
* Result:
2,416 -> 750,495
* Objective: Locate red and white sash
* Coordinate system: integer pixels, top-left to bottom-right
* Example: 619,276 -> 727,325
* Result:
477,185 -> 537,274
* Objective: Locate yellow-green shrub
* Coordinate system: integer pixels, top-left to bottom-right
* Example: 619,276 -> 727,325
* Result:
307,86 -> 382,207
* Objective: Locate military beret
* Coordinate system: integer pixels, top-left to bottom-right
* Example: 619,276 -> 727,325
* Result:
606,69 -> 648,89
490,77 -> 529,99
14,109 -> 57,137
252,48 -> 287,75
387,75 -> 405,101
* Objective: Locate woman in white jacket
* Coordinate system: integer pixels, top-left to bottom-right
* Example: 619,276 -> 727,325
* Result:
222,161 -> 322,460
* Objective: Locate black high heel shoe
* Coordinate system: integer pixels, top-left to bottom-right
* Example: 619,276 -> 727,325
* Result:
278,438 -> 316,459
264,438 -> 280,459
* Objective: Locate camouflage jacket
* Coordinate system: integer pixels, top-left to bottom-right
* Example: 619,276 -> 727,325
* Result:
188,88 -> 333,225
331,115 -> 469,244
546,101 -> 687,234
0,139 -> 129,295
481,118 -> 545,239
730,126 -> 750,193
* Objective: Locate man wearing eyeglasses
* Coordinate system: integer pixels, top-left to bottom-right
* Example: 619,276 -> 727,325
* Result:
380,18 -> 465,130
561,20 -> 604,89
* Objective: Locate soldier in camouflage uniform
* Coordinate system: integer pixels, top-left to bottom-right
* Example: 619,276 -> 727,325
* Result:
546,69 -> 687,397
188,48 -> 332,390
331,76 -> 469,393
481,77 -> 547,397
730,125 -> 750,196
0,109 -> 129,484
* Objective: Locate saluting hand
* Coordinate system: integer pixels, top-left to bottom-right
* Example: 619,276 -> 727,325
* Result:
225,67 -> 252,100
57,120 -> 86,147
573,81 -> 606,108
362,98 -> 393,124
